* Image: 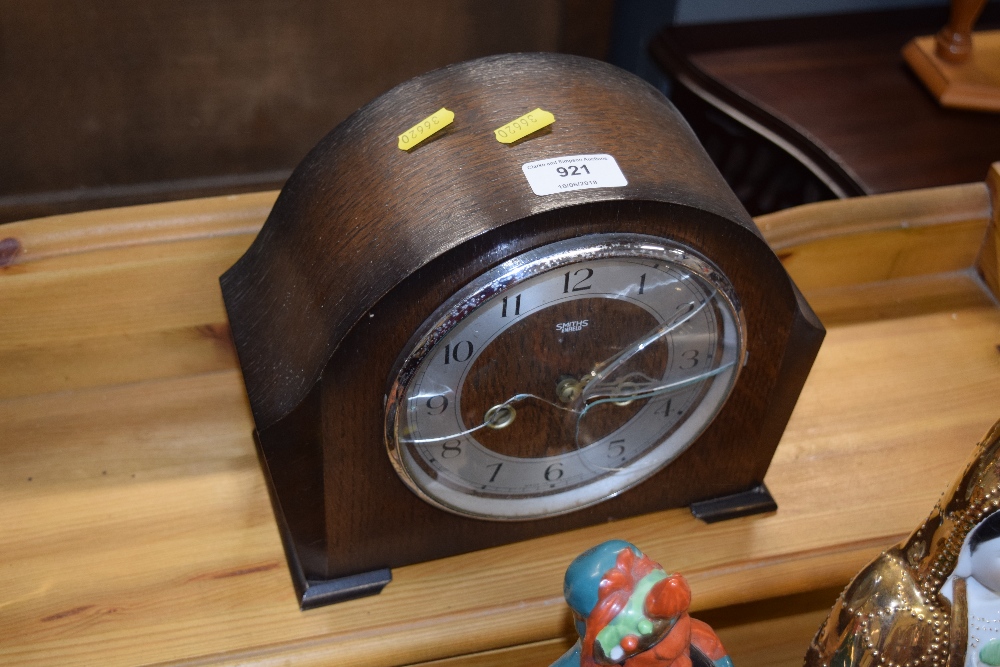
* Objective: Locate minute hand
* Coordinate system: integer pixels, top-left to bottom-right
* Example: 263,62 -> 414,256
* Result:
574,292 -> 715,409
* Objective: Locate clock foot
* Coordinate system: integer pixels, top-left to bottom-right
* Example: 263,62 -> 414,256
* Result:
298,568 -> 393,610
689,484 -> 777,523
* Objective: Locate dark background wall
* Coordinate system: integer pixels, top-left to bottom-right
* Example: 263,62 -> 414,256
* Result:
0,0 -> 964,223
0,0 -> 614,222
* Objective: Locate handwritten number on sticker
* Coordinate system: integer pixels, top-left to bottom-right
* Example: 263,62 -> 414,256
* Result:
494,108 -> 555,144
398,108 -> 455,151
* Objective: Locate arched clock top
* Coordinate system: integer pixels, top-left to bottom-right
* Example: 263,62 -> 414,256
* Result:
221,53 -> 755,430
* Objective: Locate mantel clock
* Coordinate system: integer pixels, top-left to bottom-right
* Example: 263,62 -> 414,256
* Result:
220,53 -> 824,609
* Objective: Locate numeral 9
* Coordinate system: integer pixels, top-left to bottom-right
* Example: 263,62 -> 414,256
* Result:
426,395 -> 448,415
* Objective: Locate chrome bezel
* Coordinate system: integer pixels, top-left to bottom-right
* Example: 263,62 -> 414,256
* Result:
384,233 -> 745,521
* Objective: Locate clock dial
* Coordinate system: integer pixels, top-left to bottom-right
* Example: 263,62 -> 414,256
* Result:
386,234 -> 745,520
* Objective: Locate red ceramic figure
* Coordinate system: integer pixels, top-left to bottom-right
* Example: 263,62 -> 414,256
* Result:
552,540 -> 733,667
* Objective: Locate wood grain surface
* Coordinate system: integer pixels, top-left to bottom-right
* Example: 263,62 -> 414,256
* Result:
651,7 -> 1000,197
2,166 -> 999,665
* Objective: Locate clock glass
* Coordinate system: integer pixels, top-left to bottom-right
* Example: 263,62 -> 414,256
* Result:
385,233 -> 745,520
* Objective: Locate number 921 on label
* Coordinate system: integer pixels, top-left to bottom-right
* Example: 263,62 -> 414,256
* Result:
521,154 -> 628,196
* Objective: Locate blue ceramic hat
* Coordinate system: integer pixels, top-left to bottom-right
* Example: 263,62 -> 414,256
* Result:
563,539 -> 643,620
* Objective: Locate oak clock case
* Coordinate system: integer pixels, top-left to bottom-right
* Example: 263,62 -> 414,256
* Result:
220,53 -> 824,609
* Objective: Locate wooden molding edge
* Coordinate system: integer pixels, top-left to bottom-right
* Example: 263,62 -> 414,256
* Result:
0,190 -> 276,267
976,162 -> 1000,301
903,37 -> 951,99
755,181 -> 990,251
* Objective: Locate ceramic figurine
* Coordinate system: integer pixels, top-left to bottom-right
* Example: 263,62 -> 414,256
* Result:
552,540 -> 733,667
942,511 -> 1000,665
805,418 -> 1000,667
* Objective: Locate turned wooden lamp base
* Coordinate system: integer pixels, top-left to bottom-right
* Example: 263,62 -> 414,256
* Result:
904,30 -> 1000,112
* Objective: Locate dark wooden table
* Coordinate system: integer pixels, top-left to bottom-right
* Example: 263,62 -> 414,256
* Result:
652,7 -> 1000,215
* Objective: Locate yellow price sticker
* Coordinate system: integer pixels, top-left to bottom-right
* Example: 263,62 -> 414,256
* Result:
494,108 -> 555,144
397,108 -> 455,151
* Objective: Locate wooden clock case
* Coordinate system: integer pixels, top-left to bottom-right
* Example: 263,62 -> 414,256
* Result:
219,53 -> 824,609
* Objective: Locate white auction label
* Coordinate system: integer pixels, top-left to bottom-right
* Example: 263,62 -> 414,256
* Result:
521,154 -> 628,196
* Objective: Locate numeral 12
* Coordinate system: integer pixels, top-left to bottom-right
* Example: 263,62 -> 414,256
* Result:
563,268 -> 594,293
